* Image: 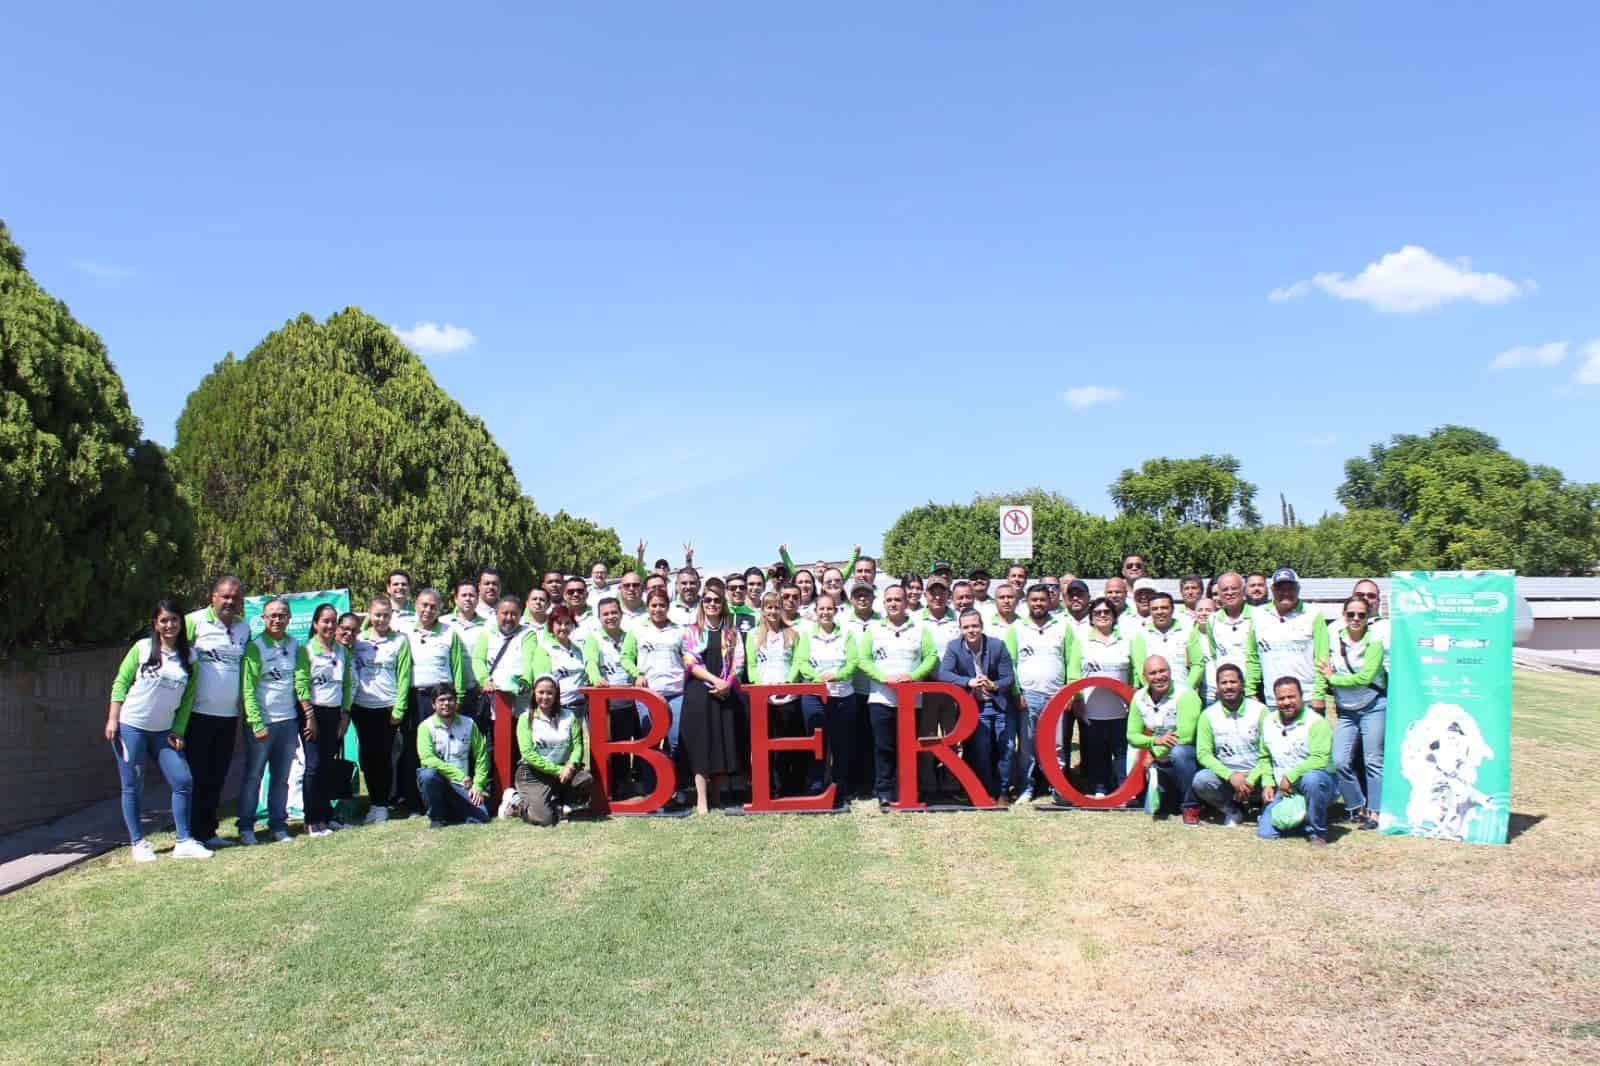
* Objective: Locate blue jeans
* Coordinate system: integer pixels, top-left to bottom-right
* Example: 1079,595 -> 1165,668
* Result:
634,694 -> 682,793
1257,768 -> 1335,840
417,767 -> 489,824
1017,690 -> 1050,793
239,715 -> 302,834
798,694 -> 831,794
1334,697 -> 1387,812
966,708 -> 1019,797
1192,768 -> 1254,813
1151,744 -> 1199,814
112,724 -> 194,844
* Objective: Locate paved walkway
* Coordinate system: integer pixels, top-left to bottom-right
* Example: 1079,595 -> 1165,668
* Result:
0,752 -> 243,895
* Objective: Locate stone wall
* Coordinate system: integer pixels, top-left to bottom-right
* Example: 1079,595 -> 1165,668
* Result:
0,646 -> 126,834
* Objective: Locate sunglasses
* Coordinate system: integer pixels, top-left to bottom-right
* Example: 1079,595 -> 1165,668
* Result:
1091,608 -> 1113,617
1344,611 -> 1368,619
727,583 -> 745,591
1125,563 -> 1145,571
702,595 -> 723,604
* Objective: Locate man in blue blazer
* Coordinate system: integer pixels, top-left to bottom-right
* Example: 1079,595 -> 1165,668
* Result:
939,609 -> 1018,801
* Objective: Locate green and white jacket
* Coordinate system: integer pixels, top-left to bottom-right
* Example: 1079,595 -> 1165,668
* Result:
1196,697 -> 1270,781
1255,706 -> 1333,785
110,639 -> 197,734
184,608 -> 249,719
1126,686 -> 1201,760
352,628 -> 412,720
301,635 -> 355,711
856,618 -> 938,707
418,713 -> 488,791
242,633 -> 311,731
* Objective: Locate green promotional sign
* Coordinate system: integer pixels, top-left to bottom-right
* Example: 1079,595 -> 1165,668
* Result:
1379,570 -> 1513,845
242,589 -> 351,641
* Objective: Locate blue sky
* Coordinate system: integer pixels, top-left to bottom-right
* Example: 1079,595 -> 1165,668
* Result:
5,4 -> 1597,573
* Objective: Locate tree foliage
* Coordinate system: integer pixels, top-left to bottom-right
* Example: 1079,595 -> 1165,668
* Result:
1337,425 -> 1599,574
538,510 -> 628,577
0,220 -> 197,650
172,308 -> 552,601
882,426 -> 1599,579
1109,454 -> 1261,529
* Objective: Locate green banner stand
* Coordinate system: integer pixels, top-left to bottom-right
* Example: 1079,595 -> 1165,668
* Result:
1379,570 -> 1513,845
243,590 -> 352,820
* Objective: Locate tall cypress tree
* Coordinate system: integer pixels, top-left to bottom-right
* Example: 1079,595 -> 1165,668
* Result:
172,308 -> 547,600
0,220 -> 197,649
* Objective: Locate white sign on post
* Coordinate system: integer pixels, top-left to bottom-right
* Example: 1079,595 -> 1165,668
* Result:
999,504 -> 1033,559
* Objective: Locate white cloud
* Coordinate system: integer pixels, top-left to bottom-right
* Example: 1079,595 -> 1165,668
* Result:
1063,385 -> 1121,409
1489,341 -> 1567,370
1576,340 -> 1600,386
391,321 -> 477,356
74,260 -> 134,280
1269,245 -> 1531,313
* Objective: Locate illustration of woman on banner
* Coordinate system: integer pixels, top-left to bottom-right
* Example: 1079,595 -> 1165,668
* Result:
1399,702 -> 1496,840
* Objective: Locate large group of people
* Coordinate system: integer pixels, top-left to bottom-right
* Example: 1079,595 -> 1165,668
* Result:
106,545 -> 1391,859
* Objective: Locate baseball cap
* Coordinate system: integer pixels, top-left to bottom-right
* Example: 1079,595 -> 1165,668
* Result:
1270,567 -> 1300,587
1132,578 -> 1158,595
1066,579 -> 1090,597
925,575 -> 949,591
970,567 -> 991,579
929,560 -> 953,574
849,584 -> 874,600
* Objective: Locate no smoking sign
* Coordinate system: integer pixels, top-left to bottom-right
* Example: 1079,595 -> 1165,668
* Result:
999,504 -> 1033,559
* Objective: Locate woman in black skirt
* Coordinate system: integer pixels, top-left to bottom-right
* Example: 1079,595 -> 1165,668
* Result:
679,577 -> 746,815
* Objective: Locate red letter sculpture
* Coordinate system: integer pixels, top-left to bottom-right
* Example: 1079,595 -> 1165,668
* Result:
582,686 -> 676,815
889,681 -> 998,810
1032,677 -> 1148,809
743,682 -> 837,813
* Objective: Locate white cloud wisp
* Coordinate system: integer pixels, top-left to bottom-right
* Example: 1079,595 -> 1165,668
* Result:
1270,245 -> 1531,313
1063,385 -> 1121,410
391,321 -> 477,356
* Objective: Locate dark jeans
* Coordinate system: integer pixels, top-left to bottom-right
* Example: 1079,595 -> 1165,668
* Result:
350,705 -> 397,808
302,705 -> 345,825
966,708 -> 1018,798
184,713 -> 237,841
916,692 -> 960,796
1151,744 -> 1200,814
417,767 -> 489,825
112,724 -> 193,843
819,693 -> 867,800
393,690 -> 432,813
869,701 -> 899,802
772,697 -> 825,795
1079,717 -> 1128,795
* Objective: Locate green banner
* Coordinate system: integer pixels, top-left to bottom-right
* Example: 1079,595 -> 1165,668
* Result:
242,589 -> 351,642
1379,570 -> 1513,845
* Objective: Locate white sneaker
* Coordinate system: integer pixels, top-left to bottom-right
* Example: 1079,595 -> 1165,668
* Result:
1016,789 -> 1035,805
172,839 -> 214,860
239,829 -> 259,846
202,835 -> 234,849
1223,805 -> 1244,828
271,830 -> 292,843
497,788 -> 521,819
130,839 -> 158,863
308,825 -> 333,838
363,805 -> 389,825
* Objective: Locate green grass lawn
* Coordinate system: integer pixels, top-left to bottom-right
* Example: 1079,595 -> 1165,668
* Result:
2,670 -> 1598,1065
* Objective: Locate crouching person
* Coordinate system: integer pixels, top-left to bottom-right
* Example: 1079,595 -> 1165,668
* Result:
416,686 -> 490,828
1126,654 -> 1201,823
1192,663 -> 1270,826
1256,676 -> 1336,847
508,675 -> 594,826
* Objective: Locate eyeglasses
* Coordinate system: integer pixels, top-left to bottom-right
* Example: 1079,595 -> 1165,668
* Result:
1043,583 -> 1060,590
727,583 -> 745,591
1091,608 -> 1113,617
1344,610 -> 1368,619
780,593 -> 799,601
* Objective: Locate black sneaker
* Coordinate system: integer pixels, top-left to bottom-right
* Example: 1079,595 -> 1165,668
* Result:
428,819 -> 446,830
